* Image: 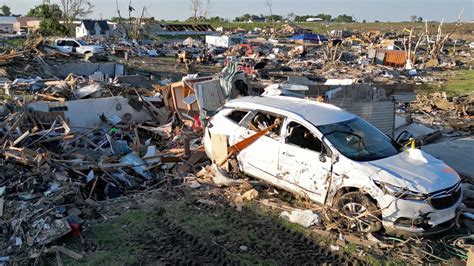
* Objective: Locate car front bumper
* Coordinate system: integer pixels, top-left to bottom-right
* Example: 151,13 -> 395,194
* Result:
379,189 -> 462,237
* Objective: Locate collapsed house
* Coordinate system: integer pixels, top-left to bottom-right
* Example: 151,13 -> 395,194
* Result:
0,17 -> 473,264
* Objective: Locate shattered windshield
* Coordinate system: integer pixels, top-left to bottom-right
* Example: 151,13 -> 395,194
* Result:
317,117 -> 401,162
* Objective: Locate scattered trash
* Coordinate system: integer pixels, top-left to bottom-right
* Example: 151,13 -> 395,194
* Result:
280,209 -> 321,227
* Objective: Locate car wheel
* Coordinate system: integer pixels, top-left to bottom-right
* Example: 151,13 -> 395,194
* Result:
333,192 -> 382,233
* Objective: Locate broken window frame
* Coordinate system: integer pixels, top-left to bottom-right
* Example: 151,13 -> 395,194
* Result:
284,120 -> 331,156
225,109 -> 249,124
240,110 -> 284,140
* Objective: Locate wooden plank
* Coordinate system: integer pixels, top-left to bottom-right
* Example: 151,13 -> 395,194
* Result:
178,151 -> 204,173
12,130 -> 31,146
468,246 -> 474,266
50,246 -> 84,260
211,133 -> 228,169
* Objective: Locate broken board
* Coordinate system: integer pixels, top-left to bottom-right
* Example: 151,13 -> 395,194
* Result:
211,133 -> 228,169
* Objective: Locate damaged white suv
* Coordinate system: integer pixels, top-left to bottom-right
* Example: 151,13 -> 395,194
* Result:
204,96 -> 462,236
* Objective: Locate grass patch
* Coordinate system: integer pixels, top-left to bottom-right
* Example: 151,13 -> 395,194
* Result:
63,210 -> 154,265
417,69 -> 474,96
444,69 -> 474,95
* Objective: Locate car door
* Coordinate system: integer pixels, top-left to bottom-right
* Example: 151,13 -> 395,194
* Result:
65,40 -> 76,53
71,41 -> 81,53
233,110 -> 283,178
278,119 -> 332,204
55,40 -> 71,53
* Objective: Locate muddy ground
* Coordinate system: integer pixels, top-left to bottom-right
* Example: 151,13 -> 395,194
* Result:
47,188 -> 365,265
42,180 -> 469,265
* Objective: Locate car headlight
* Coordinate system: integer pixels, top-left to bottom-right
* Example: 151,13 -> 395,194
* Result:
375,181 -> 427,201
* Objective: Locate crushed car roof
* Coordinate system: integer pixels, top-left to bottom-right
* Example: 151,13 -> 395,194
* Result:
225,96 -> 356,126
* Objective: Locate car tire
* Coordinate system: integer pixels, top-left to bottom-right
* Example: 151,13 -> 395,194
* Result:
333,191 -> 382,233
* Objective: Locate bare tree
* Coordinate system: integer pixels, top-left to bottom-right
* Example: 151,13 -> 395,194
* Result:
287,12 -> 296,22
403,28 -> 423,69
190,0 -> 211,25
115,0 -> 128,38
409,15 -> 418,22
425,9 -> 464,62
266,0 -> 275,37
202,0 -> 211,19
60,0 -> 93,35
191,0 -> 200,24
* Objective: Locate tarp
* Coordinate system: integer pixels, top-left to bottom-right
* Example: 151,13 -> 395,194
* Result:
288,34 -> 328,42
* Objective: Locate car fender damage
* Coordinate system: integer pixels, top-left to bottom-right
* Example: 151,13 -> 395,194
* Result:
205,96 -> 464,239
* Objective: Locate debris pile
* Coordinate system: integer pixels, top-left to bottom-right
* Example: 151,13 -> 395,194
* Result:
0,93 -> 208,260
411,92 -> 474,131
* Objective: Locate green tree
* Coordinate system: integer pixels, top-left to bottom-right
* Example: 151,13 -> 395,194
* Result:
293,14 -> 332,22
27,4 -> 69,36
315,13 -> 331,21
266,14 -> 283,22
1,5 -> 11,16
234,13 -> 252,22
333,14 -> 354,23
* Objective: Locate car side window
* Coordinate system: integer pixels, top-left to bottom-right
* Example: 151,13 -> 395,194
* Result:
226,110 -> 248,124
72,41 -> 80,47
57,40 -> 65,46
286,121 -> 327,154
243,111 -> 282,139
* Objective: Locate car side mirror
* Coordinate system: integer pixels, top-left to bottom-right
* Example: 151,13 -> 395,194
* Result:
319,154 -> 326,163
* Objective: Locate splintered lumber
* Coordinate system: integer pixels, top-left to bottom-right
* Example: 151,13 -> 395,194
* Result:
178,151 -> 205,173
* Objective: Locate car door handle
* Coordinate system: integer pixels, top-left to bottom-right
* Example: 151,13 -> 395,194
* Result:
283,152 -> 294,157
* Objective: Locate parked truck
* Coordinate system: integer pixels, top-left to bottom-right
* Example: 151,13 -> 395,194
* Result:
50,38 -> 105,55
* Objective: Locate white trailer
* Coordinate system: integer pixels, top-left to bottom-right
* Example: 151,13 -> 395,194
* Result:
205,35 -> 243,48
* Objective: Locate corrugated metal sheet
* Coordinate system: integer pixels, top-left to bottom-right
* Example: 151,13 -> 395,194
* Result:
375,50 -> 385,65
383,50 -> 407,67
330,100 -> 395,136
194,79 -> 225,113
393,92 -> 417,103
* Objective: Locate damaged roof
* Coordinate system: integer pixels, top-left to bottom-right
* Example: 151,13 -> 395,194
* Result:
225,96 -> 356,126
81,19 -> 110,31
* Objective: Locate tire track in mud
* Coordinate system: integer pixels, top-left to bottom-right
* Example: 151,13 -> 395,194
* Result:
190,201 -> 358,265
136,208 -> 231,264
123,199 -> 359,265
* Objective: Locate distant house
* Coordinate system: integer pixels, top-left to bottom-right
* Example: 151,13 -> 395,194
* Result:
16,17 -> 41,33
248,16 -> 267,23
0,16 -> 20,33
306,18 -> 323,22
76,20 -> 110,38
107,22 -> 127,39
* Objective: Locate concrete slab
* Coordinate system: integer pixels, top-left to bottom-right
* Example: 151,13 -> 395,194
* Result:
422,137 -> 474,179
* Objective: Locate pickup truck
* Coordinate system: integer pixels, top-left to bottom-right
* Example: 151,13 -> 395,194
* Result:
51,38 -> 105,55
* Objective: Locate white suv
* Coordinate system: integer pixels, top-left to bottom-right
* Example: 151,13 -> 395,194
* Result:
52,38 -> 105,55
204,96 -> 462,236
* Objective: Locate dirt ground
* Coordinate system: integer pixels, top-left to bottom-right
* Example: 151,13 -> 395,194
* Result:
125,56 -> 222,82
46,178 -> 471,265
52,189 -> 362,265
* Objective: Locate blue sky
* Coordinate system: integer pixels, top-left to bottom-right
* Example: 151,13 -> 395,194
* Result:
2,0 -> 472,22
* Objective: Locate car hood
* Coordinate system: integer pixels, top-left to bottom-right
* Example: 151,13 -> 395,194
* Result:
364,149 -> 460,193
